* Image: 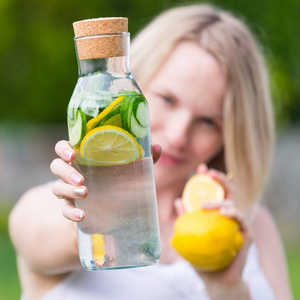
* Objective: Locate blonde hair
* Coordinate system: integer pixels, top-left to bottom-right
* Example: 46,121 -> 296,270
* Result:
130,4 -> 275,211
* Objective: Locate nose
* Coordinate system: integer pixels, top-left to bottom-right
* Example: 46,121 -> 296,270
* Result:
164,108 -> 192,149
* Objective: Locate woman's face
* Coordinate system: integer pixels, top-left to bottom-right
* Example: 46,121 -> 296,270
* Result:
143,41 -> 226,188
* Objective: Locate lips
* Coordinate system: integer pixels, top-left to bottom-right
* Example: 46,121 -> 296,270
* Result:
158,150 -> 184,167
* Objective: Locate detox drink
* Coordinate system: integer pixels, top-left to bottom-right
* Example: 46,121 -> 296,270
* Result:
68,75 -> 160,270
68,84 -> 160,270
75,158 -> 160,270
68,17 -> 161,270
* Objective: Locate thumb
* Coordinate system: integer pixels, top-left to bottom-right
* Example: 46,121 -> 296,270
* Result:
174,198 -> 185,217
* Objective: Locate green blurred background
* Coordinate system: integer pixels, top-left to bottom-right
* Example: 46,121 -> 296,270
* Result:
0,0 -> 299,299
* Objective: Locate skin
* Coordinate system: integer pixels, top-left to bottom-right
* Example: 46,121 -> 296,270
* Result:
9,41 -> 293,300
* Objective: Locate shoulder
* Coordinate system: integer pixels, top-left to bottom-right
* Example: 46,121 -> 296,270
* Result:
251,204 -> 293,300
9,182 -> 66,254
20,181 -> 57,203
9,182 -> 62,240
9,182 -> 79,297
9,181 -> 74,261
251,204 -> 283,267
10,182 -> 62,220
251,205 -> 278,241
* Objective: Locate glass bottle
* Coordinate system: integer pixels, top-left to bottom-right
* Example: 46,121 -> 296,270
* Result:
67,18 -> 161,270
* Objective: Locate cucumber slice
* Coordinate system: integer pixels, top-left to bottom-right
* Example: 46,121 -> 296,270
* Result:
132,98 -> 149,128
126,100 -> 133,132
68,86 -> 85,126
68,109 -> 87,147
119,92 -> 140,129
120,95 -> 133,131
120,93 -> 150,139
130,114 -> 148,139
119,90 -> 139,96
67,106 -> 77,127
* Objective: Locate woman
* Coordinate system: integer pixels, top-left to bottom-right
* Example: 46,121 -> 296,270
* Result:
9,4 -> 293,300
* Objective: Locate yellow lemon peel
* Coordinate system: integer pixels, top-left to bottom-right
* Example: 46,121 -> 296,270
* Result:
80,125 -> 144,166
171,210 -> 244,272
91,234 -> 105,265
86,96 -> 124,132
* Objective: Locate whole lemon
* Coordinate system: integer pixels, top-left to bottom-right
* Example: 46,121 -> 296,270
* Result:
171,209 -> 243,272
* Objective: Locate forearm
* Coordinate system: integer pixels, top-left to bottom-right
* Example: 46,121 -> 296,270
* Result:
17,223 -> 81,276
205,279 -> 251,300
9,184 -> 81,275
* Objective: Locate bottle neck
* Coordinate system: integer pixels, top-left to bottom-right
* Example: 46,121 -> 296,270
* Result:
74,33 -> 130,77
77,56 -> 130,76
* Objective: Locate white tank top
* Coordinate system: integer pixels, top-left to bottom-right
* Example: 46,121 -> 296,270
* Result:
21,243 -> 275,300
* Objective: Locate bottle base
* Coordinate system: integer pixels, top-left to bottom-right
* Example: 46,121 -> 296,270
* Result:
80,258 -> 159,271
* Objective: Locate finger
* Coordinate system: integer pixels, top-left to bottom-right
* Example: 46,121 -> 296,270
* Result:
174,198 -> 185,217
62,199 -> 85,222
207,169 -> 236,200
219,205 -> 248,232
220,205 -> 253,250
203,200 -> 250,237
50,159 -> 84,186
196,164 -> 208,174
52,180 -> 88,200
54,140 -> 75,162
202,200 -> 253,248
151,144 -> 162,164
201,199 -> 234,210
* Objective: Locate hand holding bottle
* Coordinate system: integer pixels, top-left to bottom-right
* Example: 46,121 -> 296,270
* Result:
51,140 -> 162,222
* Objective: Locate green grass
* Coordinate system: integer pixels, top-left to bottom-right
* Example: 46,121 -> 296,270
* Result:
0,204 -> 21,300
0,232 -> 21,300
0,205 -> 20,300
0,209 -> 299,299
287,246 -> 300,299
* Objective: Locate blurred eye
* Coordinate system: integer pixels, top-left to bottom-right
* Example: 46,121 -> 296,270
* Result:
161,96 -> 174,105
202,118 -> 215,126
197,117 -> 215,127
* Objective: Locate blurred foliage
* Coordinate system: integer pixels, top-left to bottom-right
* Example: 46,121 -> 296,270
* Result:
0,0 -> 299,126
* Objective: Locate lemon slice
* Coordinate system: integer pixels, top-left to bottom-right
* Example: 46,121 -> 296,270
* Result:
182,174 -> 224,213
80,125 -> 144,165
86,96 -> 124,132
91,234 -> 105,265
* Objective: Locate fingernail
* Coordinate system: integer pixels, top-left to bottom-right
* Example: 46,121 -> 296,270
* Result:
63,149 -> 73,160
198,164 -> 207,172
209,170 -> 218,176
174,199 -> 180,208
70,173 -> 82,185
73,188 -> 85,197
174,199 -> 183,212
220,207 -> 229,215
74,210 -> 83,220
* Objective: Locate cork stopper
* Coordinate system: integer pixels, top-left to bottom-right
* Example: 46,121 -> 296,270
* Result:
73,17 -> 128,60
73,17 -> 128,37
